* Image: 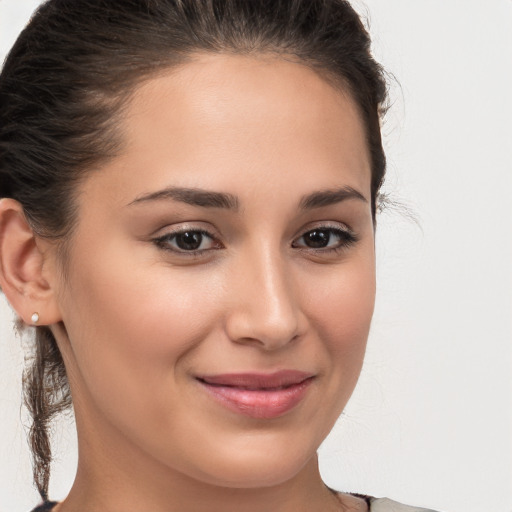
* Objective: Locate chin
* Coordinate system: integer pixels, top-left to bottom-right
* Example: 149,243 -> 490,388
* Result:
197,461 -> 308,489
178,436 -> 317,489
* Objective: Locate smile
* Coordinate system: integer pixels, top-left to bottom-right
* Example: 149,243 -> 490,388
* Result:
196,370 -> 315,419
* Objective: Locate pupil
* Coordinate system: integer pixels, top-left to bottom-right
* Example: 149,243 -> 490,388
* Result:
305,230 -> 329,248
176,231 -> 202,250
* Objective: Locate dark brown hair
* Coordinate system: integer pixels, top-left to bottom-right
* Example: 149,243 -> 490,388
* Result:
0,0 -> 388,500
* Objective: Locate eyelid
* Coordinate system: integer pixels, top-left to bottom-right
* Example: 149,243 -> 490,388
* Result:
150,220 -> 218,237
294,221 -> 355,239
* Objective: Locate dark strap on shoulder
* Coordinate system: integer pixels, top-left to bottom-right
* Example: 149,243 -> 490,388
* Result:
350,493 -> 374,507
31,501 -> 58,512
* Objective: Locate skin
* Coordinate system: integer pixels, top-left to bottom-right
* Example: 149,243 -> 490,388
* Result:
0,54 -> 375,512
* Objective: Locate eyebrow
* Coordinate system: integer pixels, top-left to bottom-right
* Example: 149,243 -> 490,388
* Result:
128,185 -> 366,211
299,186 -> 368,209
129,187 -> 240,210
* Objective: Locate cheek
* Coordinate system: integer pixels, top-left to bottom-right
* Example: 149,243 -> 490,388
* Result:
72,248 -> 222,343
302,253 -> 375,370
285,252 -> 375,441
58,246 -> 225,414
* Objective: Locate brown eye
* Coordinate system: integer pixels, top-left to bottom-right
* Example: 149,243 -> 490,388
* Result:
302,229 -> 331,248
175,231 -> 204,251
154,229 -> 220,253
293,227 -> 357,251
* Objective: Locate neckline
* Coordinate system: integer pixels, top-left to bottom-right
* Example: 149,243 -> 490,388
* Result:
38,493 -> 374,512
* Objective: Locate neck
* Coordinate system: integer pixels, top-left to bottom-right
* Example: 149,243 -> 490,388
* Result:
61,452 -> 344,512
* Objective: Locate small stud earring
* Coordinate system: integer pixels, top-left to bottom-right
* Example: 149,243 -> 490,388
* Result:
31,312 -> 40,324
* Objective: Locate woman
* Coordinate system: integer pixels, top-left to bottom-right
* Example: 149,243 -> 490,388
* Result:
0,1 -> 441,511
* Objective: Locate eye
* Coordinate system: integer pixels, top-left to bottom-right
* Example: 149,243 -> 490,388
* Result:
292,226 -> 357,251
153,229 -> 221,253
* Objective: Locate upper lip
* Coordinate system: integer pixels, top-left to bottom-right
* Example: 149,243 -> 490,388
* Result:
197,370 -> 315,390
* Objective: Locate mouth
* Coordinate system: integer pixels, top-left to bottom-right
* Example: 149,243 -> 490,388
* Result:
196,370 -> 315,419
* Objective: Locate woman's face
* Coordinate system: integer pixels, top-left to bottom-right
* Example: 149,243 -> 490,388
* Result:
52,54 -> 375,487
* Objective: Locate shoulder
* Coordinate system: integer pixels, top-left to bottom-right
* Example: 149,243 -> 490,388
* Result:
369,497 -> 441,512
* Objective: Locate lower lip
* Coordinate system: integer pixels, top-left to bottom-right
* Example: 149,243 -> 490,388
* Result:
198,378 -> 314,419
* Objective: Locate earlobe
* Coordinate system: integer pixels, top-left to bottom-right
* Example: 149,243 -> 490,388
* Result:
0,198 -> 62,326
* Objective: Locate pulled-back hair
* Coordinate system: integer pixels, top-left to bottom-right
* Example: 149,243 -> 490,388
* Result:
0,0 -> 388,500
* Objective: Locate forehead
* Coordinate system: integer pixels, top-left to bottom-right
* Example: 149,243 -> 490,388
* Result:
86,53 -> 371,206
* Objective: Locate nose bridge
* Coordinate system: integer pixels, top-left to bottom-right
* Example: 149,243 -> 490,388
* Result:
226,241 -> 300,349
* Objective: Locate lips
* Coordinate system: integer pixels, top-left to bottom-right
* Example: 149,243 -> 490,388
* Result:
196,370 -> 315,419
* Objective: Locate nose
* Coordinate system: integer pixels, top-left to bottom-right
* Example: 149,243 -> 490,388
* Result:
224,247 -> 303,351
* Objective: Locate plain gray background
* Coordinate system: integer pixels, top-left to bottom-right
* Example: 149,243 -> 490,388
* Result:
0,1 -> 511,511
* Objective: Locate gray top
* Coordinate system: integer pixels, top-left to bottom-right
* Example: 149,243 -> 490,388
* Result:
370,498 -> 439,512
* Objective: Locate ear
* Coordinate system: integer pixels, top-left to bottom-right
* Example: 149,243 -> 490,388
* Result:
0,198 -> 62,326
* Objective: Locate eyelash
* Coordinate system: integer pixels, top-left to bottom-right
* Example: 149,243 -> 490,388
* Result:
152,225 -> 358,257
153,228 -> 221,256
292,225 -> 359,254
